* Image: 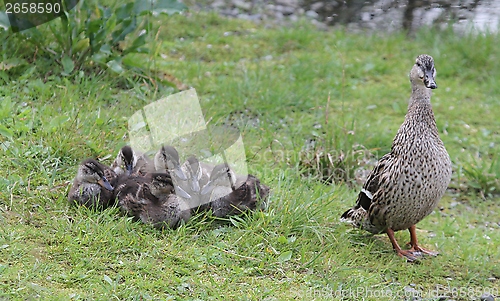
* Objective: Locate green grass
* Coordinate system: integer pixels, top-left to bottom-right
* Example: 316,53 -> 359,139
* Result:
1,11 -> 500,300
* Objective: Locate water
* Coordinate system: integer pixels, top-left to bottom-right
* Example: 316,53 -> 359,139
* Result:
303,0 -> 500,33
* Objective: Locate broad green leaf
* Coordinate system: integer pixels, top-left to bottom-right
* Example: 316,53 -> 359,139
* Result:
103,14 -> 118,36
116,2 -> 135,20
123,34 -> 148,55
61,55 -> 75,76
0,125 -> 13,139
112,18 -> 137,44
122,54 -> 147,69
107,60 -> 124,74
277,250 -> 292,262
99,45 -> 112,55
73,38 -> 90,53
91,52 -> 108,64
277,235 -> 288,244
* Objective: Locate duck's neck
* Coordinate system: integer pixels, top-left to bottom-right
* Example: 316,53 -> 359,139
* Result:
409,83 -> 432,108
406,83 -> 439,132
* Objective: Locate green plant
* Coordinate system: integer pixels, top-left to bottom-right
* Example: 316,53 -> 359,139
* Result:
461,149 -> 500,198
0,0 -> 186,80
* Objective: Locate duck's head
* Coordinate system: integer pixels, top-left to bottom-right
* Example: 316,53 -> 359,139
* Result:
78,159 -> 114,191
115,145 -> 136,175
410,54 -> 437,89
201,163 -> 236,195
154,145 -> 187,180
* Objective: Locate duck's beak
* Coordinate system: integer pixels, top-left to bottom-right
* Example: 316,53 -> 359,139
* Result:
424,71 -> 437,89
98,177 -> 114,191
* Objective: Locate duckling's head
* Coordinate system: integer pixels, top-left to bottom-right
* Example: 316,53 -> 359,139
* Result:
78,159 -> 114,191
410,54 -> 437,89
201,163 -> 236,195
184,155 -> 203,192
115,145 -> 135,175
149,173 -> 175,196
154,145 -> 187,180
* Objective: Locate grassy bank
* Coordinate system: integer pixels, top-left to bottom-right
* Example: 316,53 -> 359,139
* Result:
0,11 -> 499,300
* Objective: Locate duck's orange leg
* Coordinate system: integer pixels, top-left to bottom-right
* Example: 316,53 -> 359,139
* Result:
386,228 -> 419,262
406,225 -> 438,256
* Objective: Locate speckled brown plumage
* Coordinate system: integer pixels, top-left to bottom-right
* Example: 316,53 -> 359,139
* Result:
111,145 -> 153,176
68,158 -> 118,209
341,54 -> 452,261
114,173 -> 191,229
203,164 -> 270,218
210,175 -> 270,217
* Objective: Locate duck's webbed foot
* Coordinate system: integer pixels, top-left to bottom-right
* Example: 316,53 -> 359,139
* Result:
406,225 -> 438,257
386,227 -> 426,262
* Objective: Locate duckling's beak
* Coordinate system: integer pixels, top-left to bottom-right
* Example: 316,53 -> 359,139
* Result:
200,181 -> 214,195
424,71 -> 437,89
174,185 -> 191,199
125,164 -> 133,175
98,177 -> 114,191
174,167 -> 188,181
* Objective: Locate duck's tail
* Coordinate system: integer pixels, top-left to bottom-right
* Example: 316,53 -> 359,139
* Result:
340,206 -> 367,228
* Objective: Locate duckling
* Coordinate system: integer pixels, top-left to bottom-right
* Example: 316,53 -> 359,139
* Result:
68,158 -> 117,209
115,173 -> 191,229
178,156 -> 212,212
340,54 -> 452,261
181,156 -> 211,193
154,145 -> 188,181
201,163 -> 270,217
110,145 -> 153,176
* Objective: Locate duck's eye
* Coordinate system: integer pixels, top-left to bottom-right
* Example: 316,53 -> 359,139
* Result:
416,62 -> 421,67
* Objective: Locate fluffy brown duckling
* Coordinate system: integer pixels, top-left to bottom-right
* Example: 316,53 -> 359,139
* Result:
201,163 -> 270,217
153,145 -> 188,180
178,155 -> 212,212
68,158 -> 117,209
114,172 -> 191,229
110,145 -> 153,176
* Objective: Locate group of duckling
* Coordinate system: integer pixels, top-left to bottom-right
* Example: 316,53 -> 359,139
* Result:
69,54 -> 452,261
68,145 -> 270,229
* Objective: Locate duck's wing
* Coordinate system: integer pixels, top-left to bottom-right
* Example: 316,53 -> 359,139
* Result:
340,153 -> 392,228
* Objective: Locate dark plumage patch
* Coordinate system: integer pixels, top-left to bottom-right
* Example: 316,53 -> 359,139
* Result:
358,190 -> 372,211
